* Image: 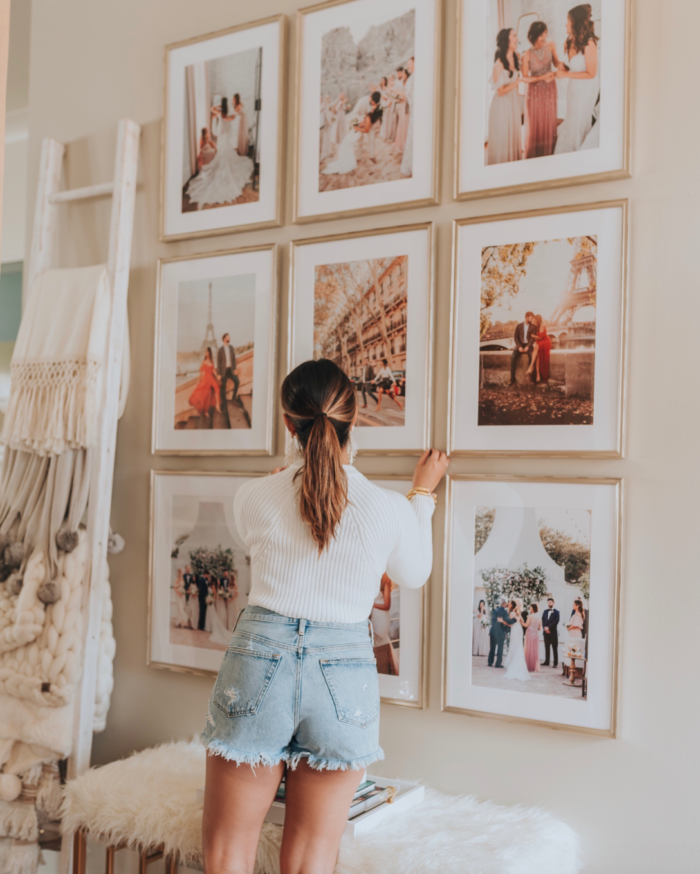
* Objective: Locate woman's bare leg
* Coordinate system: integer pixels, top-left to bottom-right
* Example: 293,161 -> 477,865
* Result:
280,762 -> 363,874
527,344 -> 540,374
202,754 -> 284,874
387,391 -> 403,411
375,389 -> 383,411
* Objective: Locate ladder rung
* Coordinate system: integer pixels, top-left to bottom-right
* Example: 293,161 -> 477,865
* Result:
49,181 -> 114,204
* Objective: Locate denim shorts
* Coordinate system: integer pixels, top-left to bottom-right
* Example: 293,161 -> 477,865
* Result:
201,606 -> 384,771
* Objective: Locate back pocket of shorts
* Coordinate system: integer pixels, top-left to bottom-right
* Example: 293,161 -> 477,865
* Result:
320,658 -> 379,728
213,646 -> 282,717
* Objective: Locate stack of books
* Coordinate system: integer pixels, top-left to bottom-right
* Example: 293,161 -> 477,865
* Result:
273,773 -> 394,819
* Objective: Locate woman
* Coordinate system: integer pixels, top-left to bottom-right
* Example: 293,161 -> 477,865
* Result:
487,28 -> 522,165
197,127 -> 217,170
215,577 -> 229,630
522,21 -> 561,158
371,573 -> 397,676
225,571 -> 239,631
186,579 -> 199,629
173,569 -> 190,629
333,93 -> 348,145
522,603 -> 542,673
374,358 -> 403,413
204,574 -> 214,634
186,96 -> 254,207
188,347 -> 221,418
209,579 -> 233,647
319,94 -> 336,162
554,5 -> 600,154
472,599 -> 489,657
202,358 -> 448,874
233,93 -> 249,157
382,75 -> 398,142
567,599 -> 585,638
393,68 -> 409,152
503,599 -> 530,681
526,314 -> 552,384
400,58 -> 415,177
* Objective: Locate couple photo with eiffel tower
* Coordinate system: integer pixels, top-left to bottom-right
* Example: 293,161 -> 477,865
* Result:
478,234 -> 596,427
175,274 -> 255,431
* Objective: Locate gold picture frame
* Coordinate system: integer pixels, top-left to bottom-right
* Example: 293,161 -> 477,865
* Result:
447,198 -> 629,457
151,243 -> 279,457
288,221 -> 435,456
160,14 -> 287,242
441,473 -> 623,738
147,469 -> 266,678
453,0 -> 632,201
368,474 -> 429,709
293,0 -> 442,224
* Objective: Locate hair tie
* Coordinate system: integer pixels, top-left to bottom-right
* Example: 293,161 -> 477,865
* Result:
314,412 -> 327,420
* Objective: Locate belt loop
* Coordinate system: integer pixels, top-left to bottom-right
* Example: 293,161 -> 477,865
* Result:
368,619 -> 375,647
232,608 -> 245,634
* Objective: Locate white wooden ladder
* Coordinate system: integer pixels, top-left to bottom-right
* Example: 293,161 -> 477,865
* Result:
26,118 -> 141,874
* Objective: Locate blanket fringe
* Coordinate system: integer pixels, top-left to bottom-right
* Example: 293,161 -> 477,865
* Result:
0,801 -> 38,842
5,840 -> 42,874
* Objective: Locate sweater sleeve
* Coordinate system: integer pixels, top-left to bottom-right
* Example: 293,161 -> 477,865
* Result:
384,492 -> 435,589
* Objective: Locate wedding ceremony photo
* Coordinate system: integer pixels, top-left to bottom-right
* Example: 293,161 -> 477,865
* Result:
470,504 -> 591,701
161,16 -> 285,240
174,272 -> 255,432
456,0 -> 630,198
479,233 -> 597,427
318,8 -> 415,190
314,255 -> 408,427
149,472 -> 260,675
444,475 -> 621,734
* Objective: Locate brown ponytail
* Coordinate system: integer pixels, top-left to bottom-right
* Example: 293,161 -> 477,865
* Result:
281,359 -> 357,552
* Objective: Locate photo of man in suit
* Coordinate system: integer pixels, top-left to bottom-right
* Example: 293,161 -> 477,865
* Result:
509,311 -> 536,385
196,572 -> 210,631
360,357 -> 378,408
217,333 -> 239,428
488,599 -> 516,668
541,597 -> 560,667
183,565 -> 194,604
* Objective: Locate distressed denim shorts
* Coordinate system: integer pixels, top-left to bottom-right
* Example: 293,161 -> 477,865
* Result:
201,606 -> 384,771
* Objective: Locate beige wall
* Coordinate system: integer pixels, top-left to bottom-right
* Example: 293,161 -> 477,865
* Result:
26,1 -> 700,872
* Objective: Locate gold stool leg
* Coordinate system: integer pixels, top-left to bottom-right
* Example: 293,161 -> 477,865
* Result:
105,846 -> 116,874
165,855 -> 178,874
73,831 -> 87,874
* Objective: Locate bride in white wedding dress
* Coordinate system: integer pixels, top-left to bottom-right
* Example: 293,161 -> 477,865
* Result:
504,599 -> 531,682
322,128 -> 360,175
209,585 -> 232,647
186,97 -> 254,208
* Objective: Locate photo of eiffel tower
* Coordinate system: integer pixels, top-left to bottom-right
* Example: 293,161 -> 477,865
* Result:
199,283 -> 219,358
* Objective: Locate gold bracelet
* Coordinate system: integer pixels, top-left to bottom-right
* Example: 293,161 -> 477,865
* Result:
407,487 -> 437,506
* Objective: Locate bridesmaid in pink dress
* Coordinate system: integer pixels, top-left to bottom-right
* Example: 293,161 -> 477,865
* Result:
523,604 -> 542,673
234,94 -> 248,157
522,22 -> 562,159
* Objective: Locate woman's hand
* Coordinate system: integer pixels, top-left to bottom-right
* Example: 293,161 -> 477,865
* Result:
412,448 -> 449,493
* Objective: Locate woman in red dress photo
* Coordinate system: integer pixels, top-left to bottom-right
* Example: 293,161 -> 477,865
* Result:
527,314 -> 552,384
189,347 -> 221,416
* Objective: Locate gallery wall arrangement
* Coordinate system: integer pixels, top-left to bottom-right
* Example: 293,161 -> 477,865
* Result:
151,0 -> 632,731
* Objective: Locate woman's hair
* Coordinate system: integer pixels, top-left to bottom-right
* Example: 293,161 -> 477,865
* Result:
234,92 -> 241,106
380,77 -> 388,88
528,21 -> 548,46
281,359 -> 357,552
573,598 -> 585,615
566,4 -> 598,55
200,127 -> 208,142
205,346 -> 213,362
478,599 -> 486,609
221,96 -> 229,117
531,603 -> 539,613
382,358 -> 388,366
495,28 -> 520,76
532,314 -> 544,329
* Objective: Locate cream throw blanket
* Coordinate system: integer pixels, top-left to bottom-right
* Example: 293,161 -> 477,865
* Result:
2,266 -> 111,456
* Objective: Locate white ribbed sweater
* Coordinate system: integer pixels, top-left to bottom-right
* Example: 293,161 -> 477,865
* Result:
233,465 -> 435,623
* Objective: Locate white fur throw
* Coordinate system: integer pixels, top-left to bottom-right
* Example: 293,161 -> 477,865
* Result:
62,739 -> 582,874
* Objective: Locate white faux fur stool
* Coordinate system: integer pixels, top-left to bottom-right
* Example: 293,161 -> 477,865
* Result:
61,739 -> 582,874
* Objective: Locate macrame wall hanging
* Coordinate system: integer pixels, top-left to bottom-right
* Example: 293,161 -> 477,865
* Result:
0,264 -> 127,874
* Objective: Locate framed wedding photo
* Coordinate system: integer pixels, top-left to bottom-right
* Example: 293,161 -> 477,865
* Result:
443,474 -> 621,736
160,15 -> 287,241
152,245 -> 278,456
455,0 -> 631,200
293,0 -> 442,223
448,200 -> 628,457
148,471 -> 264,677
289,223 -> 434,455
369,476 -> 428,708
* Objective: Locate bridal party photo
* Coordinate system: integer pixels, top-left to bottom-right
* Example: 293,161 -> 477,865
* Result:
484,1 -> 601,165
470,503 -> 591,701
318,7 -> 415,190
479,233 -> 597,427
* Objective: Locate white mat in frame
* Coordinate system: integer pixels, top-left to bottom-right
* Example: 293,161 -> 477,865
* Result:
289,223 -> 434,455
294,0 -> 441,223
443,474 -> 621,736
148,470 -> 264,677
448,200 -> 628,457
161,15 -> 286,241
152,244 -> 278,456
455,0 -> 631,200
370,476 -> 428,708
